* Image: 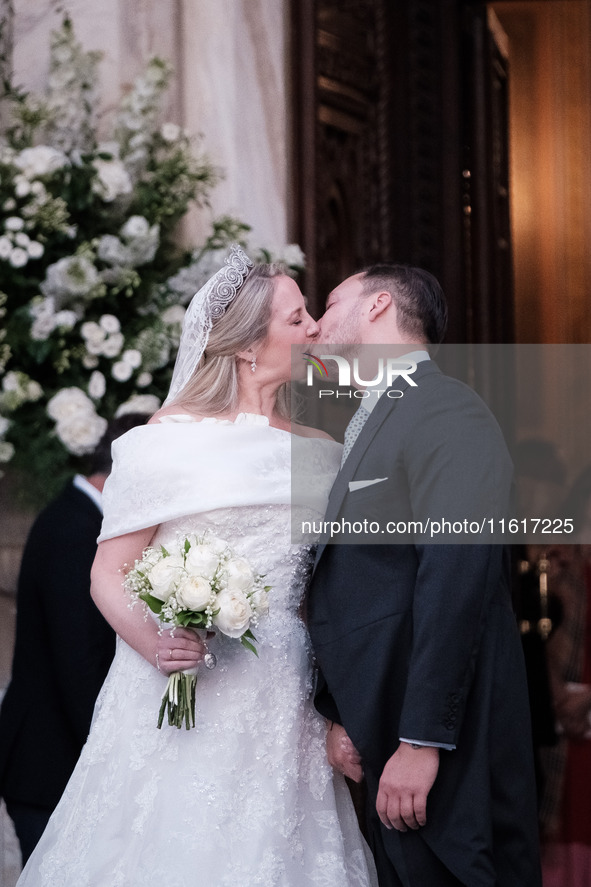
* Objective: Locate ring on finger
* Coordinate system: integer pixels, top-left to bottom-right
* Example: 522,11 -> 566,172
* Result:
169,648 -> 173,659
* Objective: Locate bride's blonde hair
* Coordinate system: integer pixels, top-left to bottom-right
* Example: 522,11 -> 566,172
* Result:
172,264 -> 291,418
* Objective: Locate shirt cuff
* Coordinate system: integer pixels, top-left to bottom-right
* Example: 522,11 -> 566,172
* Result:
399,737 -> 456,751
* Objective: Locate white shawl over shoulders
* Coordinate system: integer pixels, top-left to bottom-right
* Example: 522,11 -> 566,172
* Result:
98,414 -> 341,542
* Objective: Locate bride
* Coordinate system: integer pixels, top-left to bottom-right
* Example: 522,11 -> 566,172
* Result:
16,245 -> 378,887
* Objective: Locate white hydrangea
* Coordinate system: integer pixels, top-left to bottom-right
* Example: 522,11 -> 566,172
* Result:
91,157 -> 133,202
121,215 -> 150,239
1,372 -> 43,408
97,234 -> 129,266
116,393 -> 160,417
47,387 -> 95,422
41,255 -> 100,301
55,411 -> 108,456
0,237 -> 12,259
14,145 -> 70,179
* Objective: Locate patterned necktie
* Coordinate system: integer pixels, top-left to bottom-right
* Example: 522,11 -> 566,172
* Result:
341,404 -> 370,466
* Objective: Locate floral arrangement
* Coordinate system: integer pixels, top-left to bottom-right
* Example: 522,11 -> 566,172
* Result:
125,533 -> 270,729
0,18 -> 304,502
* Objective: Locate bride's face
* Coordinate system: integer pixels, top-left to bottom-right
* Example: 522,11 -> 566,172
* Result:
255,276 -> 319,382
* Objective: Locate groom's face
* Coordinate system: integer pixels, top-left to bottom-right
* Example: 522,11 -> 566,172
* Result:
317,274 -> 365,345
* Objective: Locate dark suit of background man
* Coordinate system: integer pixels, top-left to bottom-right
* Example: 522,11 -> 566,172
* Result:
0,412 -> 149,864
307,265 -> 542,887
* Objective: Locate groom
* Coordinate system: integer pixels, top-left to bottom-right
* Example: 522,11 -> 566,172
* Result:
306,264 -> 542,887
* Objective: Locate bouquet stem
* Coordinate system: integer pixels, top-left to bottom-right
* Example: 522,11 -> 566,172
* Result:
157,672 -> 197,729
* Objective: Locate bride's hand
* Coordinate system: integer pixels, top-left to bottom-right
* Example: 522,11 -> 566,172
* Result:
327,722 -> 364,783
155,628 -> 207,675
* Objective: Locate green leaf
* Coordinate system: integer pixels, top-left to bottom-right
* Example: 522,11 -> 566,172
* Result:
240,635 -> 258,656
140,592 -> 164,614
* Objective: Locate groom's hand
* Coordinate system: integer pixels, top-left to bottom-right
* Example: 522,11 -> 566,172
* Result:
326,722 -> 364,783
376,743 -> 439,831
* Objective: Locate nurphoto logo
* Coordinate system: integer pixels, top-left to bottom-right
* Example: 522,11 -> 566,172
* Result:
303,353 -> 418,399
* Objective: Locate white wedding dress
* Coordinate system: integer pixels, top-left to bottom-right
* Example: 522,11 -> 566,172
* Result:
17,414 -> 377,887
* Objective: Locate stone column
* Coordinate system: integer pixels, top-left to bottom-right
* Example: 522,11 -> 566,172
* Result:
180,0 -> 290,250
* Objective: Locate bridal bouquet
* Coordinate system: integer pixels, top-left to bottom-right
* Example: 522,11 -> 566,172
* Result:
125,534 -> 270,729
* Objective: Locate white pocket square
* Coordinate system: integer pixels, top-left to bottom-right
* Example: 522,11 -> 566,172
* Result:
348,477 -> 388,492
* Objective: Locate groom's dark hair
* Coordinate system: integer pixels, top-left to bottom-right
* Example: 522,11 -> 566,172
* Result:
359,263 -> 448,345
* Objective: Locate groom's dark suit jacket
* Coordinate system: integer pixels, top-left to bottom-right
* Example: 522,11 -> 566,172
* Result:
0,481 -> 115,811
307,361 -> 541,887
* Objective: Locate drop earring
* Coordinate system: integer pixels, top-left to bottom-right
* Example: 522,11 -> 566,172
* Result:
250,354 -> 257,373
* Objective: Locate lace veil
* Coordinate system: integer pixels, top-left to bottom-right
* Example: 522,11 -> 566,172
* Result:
164,244 -> 254,405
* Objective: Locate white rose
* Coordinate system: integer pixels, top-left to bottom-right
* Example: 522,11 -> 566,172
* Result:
27,241 -> 45,260
0,237 -> 12,259
14,177 -> 31,198
88,370 -> 106,399
204,536 -> 229,555
81,321 -> 104,342
148,555 -> 185,601
115,394 -> 160,417
3,198 -> 16,212
97,235 -> 129,266
41,256 -> 99,299
54,310 -> 78,330
101,332 -> 124,358
82,354 -> 99,369
0,440 -> 15,462
91,158 -> 133,203
31,314 -> 55,341
5,217 -> 24,231
0,416 -> 10,436
185,544 -> 220,579
225,557 -> 255,593
99,314 -> 121,334
136,371 -> 152,388
121,215 -> 150,239
15,232 -> 30,248
176,575 -> 212,611
160,122 -> 181,142
27,380 -> 43,401
213,588 -> 252,638
9,248 -> 28,268
55,412 -> 108,456
250,586 -> 270,617
2,372 -> 19,392
122,349 -> 142,369
112,360 -> 133,382
47,387 -> 95,421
